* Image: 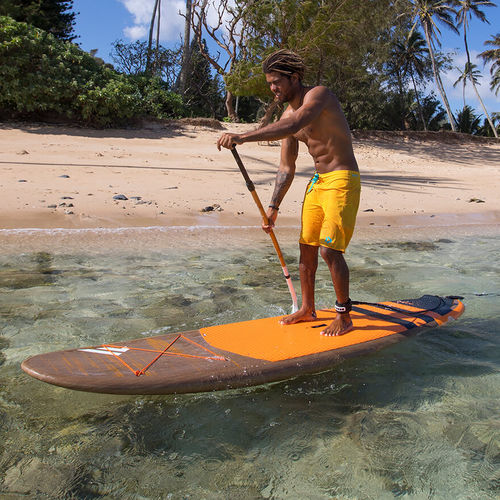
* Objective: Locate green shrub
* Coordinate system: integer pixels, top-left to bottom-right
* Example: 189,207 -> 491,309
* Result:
0,16 -> 105,118
0,16 -> 186,127
139,76 -> 184,119
78,74 -> 142,127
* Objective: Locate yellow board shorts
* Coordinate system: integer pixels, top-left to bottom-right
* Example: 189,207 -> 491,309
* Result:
299,170 -> 361,252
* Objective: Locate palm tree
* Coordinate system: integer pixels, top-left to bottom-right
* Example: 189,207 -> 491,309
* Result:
453,63 -> 470,106
453,62 -> 498,136
455,1 -> 495,64
396,30 -> 431,130
455,0 -> 496,136
408,0 -> 458,131
479,33 -> 500,95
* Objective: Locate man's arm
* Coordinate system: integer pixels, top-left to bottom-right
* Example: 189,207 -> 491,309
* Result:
262,135 -> 298,233
217,86 -> 328,150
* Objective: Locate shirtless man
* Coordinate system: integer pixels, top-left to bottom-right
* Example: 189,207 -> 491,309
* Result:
217,49 -> 360,336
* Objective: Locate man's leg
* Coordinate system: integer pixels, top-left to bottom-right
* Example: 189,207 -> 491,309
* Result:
319,246 -> 353,336
280,243 -> 319,324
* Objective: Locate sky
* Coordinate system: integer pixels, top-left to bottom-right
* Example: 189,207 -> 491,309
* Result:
73,0 -> 499,118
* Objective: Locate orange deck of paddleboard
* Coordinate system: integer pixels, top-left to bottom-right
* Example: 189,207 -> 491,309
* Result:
21,295 -> 464,395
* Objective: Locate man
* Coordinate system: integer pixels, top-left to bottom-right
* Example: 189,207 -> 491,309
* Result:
217,49 -> 360,336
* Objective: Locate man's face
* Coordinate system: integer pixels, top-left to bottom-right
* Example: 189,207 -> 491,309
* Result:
265,71 -> 295,103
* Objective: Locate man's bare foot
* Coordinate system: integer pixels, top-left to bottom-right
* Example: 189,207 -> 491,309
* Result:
320,313 -> 353,336
280,308 -> 317,325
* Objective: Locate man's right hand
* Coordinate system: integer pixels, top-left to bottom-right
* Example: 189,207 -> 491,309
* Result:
217,133 -> 243,151
262,207 -> 279,233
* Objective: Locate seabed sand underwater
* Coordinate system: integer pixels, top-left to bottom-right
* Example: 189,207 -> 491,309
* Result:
0,225 -> 499,499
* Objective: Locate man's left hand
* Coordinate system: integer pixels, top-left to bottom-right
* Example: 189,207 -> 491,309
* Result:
217,133 -> 243,151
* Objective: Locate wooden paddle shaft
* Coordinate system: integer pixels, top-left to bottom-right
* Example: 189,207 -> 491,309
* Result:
231,147 -> 286,266
231,147 -> 298,311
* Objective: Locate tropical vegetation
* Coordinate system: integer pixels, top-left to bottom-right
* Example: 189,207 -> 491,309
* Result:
0,0 -> 498,136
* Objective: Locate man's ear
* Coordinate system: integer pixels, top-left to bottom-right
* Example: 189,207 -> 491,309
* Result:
291,73 -> 299,84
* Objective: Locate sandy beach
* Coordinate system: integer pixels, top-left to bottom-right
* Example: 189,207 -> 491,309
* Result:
1,121 -> 499,241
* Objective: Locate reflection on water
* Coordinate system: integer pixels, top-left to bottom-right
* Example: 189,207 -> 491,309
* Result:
0,229 -> 499,498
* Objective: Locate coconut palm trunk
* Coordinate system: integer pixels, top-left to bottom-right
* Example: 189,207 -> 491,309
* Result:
146,0 -> 160,74
179,0 -> 192,93
471,78 -> 498,137
423,22 -> 457,131
410,72 -> 427,131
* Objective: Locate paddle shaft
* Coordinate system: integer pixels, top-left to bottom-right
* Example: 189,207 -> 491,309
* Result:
231,147 -> 298,312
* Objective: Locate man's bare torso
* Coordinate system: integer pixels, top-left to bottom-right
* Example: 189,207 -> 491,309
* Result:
283,86 -> 359,174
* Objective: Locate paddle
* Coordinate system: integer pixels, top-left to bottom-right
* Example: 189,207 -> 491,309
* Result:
231,146 -> 299,313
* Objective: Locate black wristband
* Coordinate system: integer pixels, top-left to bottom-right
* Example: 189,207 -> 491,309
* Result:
335,298 -> 352,313
268,204 -> 279,211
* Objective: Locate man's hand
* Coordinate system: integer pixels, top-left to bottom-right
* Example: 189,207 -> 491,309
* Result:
262,207 -> 279,233
217,133 -> 243,151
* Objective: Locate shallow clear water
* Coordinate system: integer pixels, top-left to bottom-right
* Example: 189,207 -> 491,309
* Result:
0,228 -> 499,499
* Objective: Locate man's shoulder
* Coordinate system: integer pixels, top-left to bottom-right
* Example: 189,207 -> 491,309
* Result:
307,85 -> 334,97
304,86 -> 338,107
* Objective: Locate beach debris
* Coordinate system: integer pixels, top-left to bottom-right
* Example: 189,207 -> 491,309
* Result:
47,204 -> 57,209
17,150 -> 29,155
201,203 -> 223,212
18,179 -> 27,182
130,196 -> 142,201
468,197 -> 485,203
64,210 -> 74,215
59,174 -> 70,178
113,194 -> 128,201
164,186 -> 178,190
363,208 -> 374,212
61,196 -> 74,200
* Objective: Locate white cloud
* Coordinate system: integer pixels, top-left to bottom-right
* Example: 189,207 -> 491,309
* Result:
123,25 -> 148,40
119,0 -> 186,43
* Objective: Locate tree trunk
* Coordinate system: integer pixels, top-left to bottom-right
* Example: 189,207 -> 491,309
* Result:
424,23 -> 457,132
225,90 -> 238,122
179,0 -> 192,93
411,72 -> 427,131
146,0 -> 160,74
471,79 -> 498,138
154,0 -> 161,75
258,100 -> 280,128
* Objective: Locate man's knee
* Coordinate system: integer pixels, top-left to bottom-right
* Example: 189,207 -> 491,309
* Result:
319,245 -> 344,263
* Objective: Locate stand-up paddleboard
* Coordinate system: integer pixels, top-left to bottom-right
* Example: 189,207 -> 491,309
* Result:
21,295 -> 464,395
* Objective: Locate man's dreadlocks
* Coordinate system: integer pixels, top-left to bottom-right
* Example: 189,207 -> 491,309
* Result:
262,49 -> 305,81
